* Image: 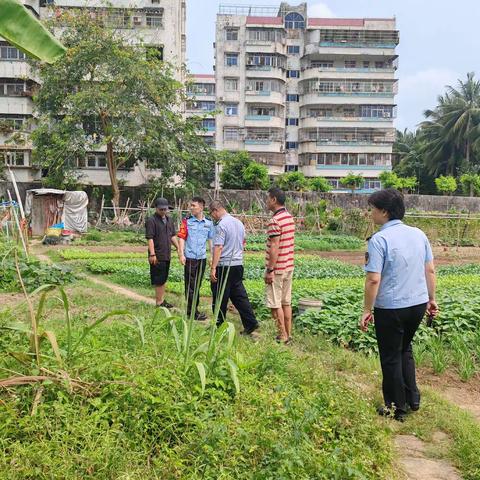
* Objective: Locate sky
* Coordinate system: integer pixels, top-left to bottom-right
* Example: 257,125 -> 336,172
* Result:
187,0 -> 480,131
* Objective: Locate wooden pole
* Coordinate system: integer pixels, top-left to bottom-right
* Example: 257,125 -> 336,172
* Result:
7,190 -> 28,258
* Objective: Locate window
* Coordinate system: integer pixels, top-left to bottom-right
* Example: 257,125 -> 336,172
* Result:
146,9 -> 163,28
0,43 -> 26,60
1,150 -> 26,166
151,0 -> 160,3
0,116 -> 24,131
224,127 -> 239,141
225,78 -> 238,91
225,103 -> 238,116
247,29 -> 283,42
311,60 -> 333,68
285,12 -> 305,29
225,28 -> 239,41
246,54 -> 284,69
0,80 -> 25,96
225,53 -> 238,67
146,46 -> 163,61
345,60 -> 356,68
286,94 -> 299,102
286,118 -> 299,126
343,108 -> 355,118
363,61 -> 370,69
249,106 -> 275,116
285,141 -> 298,149
285,165 -> 298,172
201,119 -> 215,130
107,9 -> 131,28
287,45 -> 300,54
86,153 -> 107,169
287,70 -> 300,78
188,100 -> 216,111
375,61 -> 385,69
187,83 -> 215,96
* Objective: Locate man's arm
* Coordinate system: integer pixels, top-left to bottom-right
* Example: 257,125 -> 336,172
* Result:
208,239 -> 213,266
147,239 -> 157,265
264,235 -> 280,284
360,272 -> 381,331
171,235 -> 179,252
210,245 -> 223,282
425,260 -> 439,316
178,238 -> 186,265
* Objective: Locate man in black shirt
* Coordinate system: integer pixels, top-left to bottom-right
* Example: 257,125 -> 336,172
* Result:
145,198 -> 179,308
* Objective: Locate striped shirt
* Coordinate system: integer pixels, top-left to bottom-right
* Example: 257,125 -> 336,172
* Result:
265,207 -> 295,273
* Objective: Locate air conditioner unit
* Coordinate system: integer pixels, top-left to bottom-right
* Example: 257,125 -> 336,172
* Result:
218,96 -> 224,102
245,85 -> 253,91
133,17 -> 141,25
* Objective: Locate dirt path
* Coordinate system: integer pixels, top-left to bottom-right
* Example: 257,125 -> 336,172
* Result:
33,250 -> 156,306
419,369 -> 480,422
395,433 -> 462,480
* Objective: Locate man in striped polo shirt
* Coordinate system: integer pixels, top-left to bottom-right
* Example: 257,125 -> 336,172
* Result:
264,187 -> 295,344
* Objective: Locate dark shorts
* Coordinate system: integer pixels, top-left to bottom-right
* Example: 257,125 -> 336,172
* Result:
150,261 -> 170,286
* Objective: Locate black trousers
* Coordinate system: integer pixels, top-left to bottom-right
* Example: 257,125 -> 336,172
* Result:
374,302 -> 427,413
211,265 -> 258,332
184,258 -> 207,316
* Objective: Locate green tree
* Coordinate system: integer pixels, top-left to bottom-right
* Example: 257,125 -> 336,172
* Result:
276,171 -> 309,192
419,73 -> 480,177
31,8 -> 210,209
459,173 -> 480,197
309,176 -> 332,192
396,176 -> 418,193
339,173 -> 364,194
435,175 -> 457,195
393,129 -> 435,194
242,163 -> 269,190
378,171 -> 399,188
219,151 -> 252,189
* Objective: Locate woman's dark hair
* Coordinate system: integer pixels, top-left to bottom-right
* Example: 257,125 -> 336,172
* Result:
191,196 -> 206,207
368,188 -> 405,220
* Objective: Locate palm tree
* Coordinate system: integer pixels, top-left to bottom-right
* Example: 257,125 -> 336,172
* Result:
419,73 -> 480,176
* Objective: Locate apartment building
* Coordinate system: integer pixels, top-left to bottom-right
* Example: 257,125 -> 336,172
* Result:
186,74 -> 216,148
215,2 -> 398,192
0,0 -> 186,188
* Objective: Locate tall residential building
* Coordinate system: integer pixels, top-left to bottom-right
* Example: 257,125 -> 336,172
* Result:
215,2 -> 399,192
186,74 -> 216,148
1,0 -> 186,189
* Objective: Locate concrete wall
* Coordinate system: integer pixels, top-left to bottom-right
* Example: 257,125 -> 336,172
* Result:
198,190 -> 480,213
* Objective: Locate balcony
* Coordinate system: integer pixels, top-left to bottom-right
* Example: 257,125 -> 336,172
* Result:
301,66 -> 396,81
245,65 -> 285,80
245,90 -> 284,105
245,115 -> 284,129
301,116 -> 394,130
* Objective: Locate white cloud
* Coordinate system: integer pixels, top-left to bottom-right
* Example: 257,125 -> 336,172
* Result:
308,2 -> 335,18
396,68 -> 461,131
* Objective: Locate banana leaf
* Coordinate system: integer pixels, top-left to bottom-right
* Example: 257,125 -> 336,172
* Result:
0,0 -> 66,63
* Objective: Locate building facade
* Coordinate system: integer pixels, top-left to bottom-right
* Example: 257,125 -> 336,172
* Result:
215,2 -> 398,192
186,74 -> 216,148
1,0 -> 186,188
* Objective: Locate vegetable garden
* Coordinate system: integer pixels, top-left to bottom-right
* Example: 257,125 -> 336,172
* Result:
1,229 -> 480,479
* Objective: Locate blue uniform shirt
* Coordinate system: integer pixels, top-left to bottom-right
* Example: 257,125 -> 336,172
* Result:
214,213 -> 245,267
183,216 -> 215,260
365,219 -> 434,309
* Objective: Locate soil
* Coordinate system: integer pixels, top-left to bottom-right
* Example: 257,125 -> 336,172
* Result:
419,368 -> 480,422
0,292 -> 25,310
318,245 -> 480,266
395,433 -> 462,480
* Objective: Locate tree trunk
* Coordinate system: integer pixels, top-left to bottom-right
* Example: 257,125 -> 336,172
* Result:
106,141 -> 120,218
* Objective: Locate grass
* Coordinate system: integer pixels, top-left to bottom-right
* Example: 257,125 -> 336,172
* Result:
0,281 -> 399,479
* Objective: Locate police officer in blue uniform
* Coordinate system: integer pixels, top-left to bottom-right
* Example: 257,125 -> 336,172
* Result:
177,197 -> 215,320
360,188 -> 439,421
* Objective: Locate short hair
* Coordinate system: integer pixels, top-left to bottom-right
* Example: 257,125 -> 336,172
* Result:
268,187 -> 286,206
191,196 -> 205,207
208,200 -> 224,212
368,188 -> 405,220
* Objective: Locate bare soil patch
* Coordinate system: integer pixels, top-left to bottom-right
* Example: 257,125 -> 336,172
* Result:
419,368 -> 480,422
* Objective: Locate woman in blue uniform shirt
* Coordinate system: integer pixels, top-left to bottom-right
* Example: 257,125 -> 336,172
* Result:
360,188 -> 439,421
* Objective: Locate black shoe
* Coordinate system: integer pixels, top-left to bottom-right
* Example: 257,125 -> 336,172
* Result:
377,406 -> 406,422
408,403 -> 420,412
194,312 -> 207,321
240,325 -> 259,336
157,301 -> 174,309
